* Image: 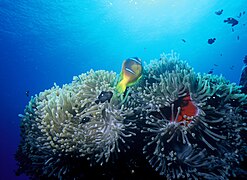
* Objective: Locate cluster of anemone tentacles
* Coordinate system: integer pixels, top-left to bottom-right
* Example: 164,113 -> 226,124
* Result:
16,70 -> 136,179
16,52 -> 247,179
130,52 -> 247,179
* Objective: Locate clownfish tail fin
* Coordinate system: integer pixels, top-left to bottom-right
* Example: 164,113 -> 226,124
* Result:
116,80 -> 126,94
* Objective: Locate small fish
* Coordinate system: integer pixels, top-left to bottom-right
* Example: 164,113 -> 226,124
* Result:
220,53 -> 223,56
116,57 -> 143,93
208,69 -> 214,74
243,11 -> 246,15
215,9 -> 223,15
232,28 -> 234,32
80,117 -> 90,124
181,39 -> 186,43
173,93 -> 199,125
224,17 -> 239,27
230,65 -> 234,70
208,38 -> 216,44
213,64 -> 218,66
95,91 -> 113,104
237,12 -> 242,18
26,90 -> 29,97
237,35 -> 240,40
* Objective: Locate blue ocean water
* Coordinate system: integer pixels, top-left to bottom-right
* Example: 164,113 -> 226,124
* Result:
0,0 -> 246,179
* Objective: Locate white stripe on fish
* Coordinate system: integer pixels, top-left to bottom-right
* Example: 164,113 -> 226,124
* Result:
125,67 -> 136,75
128,57 -> 141,64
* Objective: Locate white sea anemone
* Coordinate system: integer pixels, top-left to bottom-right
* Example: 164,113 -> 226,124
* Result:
16,70 -> 136,179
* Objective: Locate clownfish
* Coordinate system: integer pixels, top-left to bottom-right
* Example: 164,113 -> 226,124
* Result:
116,57 -> 143,94
177,94 -> 199,124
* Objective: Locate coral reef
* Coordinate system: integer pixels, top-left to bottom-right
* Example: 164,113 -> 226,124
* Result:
16,53 -> 247,179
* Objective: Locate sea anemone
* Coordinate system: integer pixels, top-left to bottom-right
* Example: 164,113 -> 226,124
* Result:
16,70 -> 136,179
133,52 -> 247,179
16,53 -> 247,179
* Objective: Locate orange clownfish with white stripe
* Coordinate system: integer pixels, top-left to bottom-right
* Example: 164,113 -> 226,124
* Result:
116,57 -> 143,94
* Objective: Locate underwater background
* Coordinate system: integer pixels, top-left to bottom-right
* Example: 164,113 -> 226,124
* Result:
0,0 -> 246,179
